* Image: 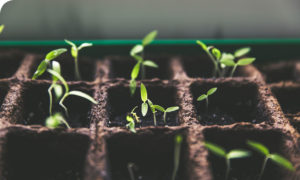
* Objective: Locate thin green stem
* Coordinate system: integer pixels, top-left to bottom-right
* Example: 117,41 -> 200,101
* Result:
127,163 -> 135,180
207,52 -> 220,77
48,84 -> 55,115
172,138 -> 182,180
225,158 -> 230,180
230,64 -> 238,77
163,112 -> 167,124
74,56 -> 81,80
258,157 -> 268,180
153,112 -> 157,126
60,117 -> 71,129
59,93 -> 69,117
205,97 -> 209,110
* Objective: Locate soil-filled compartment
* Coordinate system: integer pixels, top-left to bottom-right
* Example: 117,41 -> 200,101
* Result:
1,129 -> 91,180
108,56 -> 172,80
32,54 -> 96,82
190,81 -> 263,125
18,82 -> 95,128
0,51 -> 24,79
106,129 -> 189,180
106,83 -> 180,127
182,56 -> 250,78
204,128 -> 293,180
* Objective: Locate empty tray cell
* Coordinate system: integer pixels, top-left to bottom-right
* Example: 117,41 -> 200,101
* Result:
108,56 -> 172,80
0,51 -> 24,79
106,129 -> 189,180
18,82 -> 94,128
32,54 -> 96,82
182,56 -> 252,78
2,129 -> 90,180
190,81 -> 263,125
259,61 -> 300,83
204,128 -> 293,180
107,84 -> 180,127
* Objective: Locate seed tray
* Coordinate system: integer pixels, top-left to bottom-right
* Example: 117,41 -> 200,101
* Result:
0,49 -> 298,180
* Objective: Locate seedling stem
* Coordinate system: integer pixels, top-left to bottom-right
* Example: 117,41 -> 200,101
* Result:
172,135 -> 183,180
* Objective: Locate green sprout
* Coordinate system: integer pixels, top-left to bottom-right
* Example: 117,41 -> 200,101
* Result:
197,41 -> 255,78
204,141 -> 251,180
32,48 -> 67,80
126,106 -> 140,133
147,99 -> 158,126
247,140 -> 295,180
48,61 -> 63,115
153,105 -> 179,124
172,134 -> 183,180
47,69 -> 97,117
130,30 -> 158,95
45,112 -> 70,129
65,39 -> 93,80
140,83 -> 149,117
197,87 -> 217,109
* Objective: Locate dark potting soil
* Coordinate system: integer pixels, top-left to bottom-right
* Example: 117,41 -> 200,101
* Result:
204,128 -> 290,180
0,51 -> 24,79
3,130 -> 90,180
20,83 -> 94,128
106,130 -> 189,180
271,86 -> 300,114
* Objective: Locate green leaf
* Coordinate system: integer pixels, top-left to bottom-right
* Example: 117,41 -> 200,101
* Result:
51,61 -> 61,81
46,113 -> 65,129
64,39 -> 76,47
204,142 -> 226,158
269,154 -> 295,171
141,102 -> 148,116
132,55 -> 143,62
127,115 -> 134,122
47,69 -> 69,93
227,149 -> 251,159
68,90 -> 97,104
234,47 -> 251,58
126,121 -> 136,133
142,30 -> 158,46
166,106 -> 179,112
0,25 -> 4,34
147,99 -> 156,113
143,60 -> 158,68
130,45 -> 144,56
53,84 -> 63,100
247,140 -> 269,156
78,43 -> 93,50
207,87 -> 217,96
196,40 -> 207,51
140,83 -> 148,102
220,58 -> 235,67
131,62 -> 140,79
212,48 -> 221,60
32,60 -> 48,80
153,105 -> 165,112
197,94 -> 207,101
130,79 -> 137,96
237,58 -> 256,66
45,48 -> 67,61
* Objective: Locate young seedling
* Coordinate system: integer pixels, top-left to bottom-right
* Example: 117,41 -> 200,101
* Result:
204,141 -> 251,180
220,56 -> 256,77
126,106 -> 140,133
247,140 -> 295,180
140,83 -> 149,117
130,30 -> 158,95
48,61 -> 63,115
32,48 -> 67,80
45,112 -> 70,129
153,105 -> 179,124
65,39 -> 93,80
197,87 -> 217,109
172,134 -> 183,180
147,99 -> 158,126
47,69 -> 97,117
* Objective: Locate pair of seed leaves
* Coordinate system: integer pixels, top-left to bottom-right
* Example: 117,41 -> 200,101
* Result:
64,39 -> 92,59
196,40 -> 255,68
140,83 -> 179,116
197,87 -> 217,102
205,140 -> 294,171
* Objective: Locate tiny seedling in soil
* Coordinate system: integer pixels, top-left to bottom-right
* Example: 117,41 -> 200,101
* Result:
153,105 -> 179,124
204,141 -> 251,180
126,106 -> 140,133
65,39 -> 93,80
172,134 -> 183,180
247,140 -> 295,180
48,61 -> 63,115
197,87 -> 217,109
45,112 -> 70,129
130,30 -> 159,95
197,40 -> 255,77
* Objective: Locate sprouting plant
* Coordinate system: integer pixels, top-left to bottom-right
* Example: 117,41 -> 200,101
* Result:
197,87 -> 217,109
65,39 -> 93,80
172,134 -> 183,180
220,55 -> 256,77
147,99 -> 158,126
45,112 -> 70,129
127,162 -> 138,180
247,140 -> 295,180
47,69 -> 97,116
153,105 -> 179,124
126,106 -> 140,133
140,83 -> 158,126
48,61 -> 63,115
32,48 -> 67,80
130,30 -> 158,95
204,141 -> 251,180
